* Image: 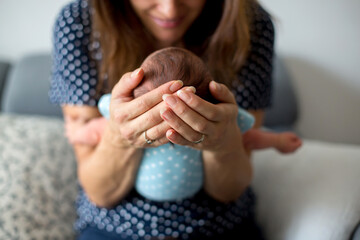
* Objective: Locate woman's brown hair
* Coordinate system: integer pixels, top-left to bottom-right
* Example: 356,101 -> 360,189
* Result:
91,0 -> 256,92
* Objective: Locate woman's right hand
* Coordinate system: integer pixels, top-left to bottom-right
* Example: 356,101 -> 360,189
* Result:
104,68 -> 184,148
65,68 -> 183,207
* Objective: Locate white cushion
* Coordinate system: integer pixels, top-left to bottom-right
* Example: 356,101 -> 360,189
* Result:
252,140 -> 360,240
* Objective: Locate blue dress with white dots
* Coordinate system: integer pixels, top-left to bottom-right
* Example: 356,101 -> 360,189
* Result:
50,0 -> 274,239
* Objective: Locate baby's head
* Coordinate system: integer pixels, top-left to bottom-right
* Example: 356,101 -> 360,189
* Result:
133,47 -> 216,103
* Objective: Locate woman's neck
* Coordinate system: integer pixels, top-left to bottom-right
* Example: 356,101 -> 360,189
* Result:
155,40 -> 185,50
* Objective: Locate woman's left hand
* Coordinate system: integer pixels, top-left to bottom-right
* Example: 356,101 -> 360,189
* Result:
161,80 -> 252,202
160,81 -> 243,154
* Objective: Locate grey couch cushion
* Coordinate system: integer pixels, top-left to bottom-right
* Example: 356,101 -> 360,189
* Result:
0,60 -> 11,111
1,54 -> 62,117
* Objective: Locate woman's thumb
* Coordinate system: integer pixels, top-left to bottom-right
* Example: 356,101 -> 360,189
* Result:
209,81 -> 236,104
112,68 -> 144,101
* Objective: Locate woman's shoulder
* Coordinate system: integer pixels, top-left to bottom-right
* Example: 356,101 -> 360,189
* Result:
231,4 -> 275,110
57,0 -> 91,17
54,0 -> 92,35
50,0 -> 100,106
250,4 -> 275,40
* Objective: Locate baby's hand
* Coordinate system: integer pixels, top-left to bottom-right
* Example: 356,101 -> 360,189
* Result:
65,117 -> 107,146
276,132 -> 302,153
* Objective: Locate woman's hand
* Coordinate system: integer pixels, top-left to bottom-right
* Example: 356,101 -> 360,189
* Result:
160,80 -> 251,202
106,68 -> 184,148
160,81 -> 242,154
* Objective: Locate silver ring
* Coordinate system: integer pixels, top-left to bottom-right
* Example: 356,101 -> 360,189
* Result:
144,130 -> 156,144
192,134 -> 205,144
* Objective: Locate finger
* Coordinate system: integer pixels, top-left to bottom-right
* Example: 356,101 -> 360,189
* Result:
209,81 -> 237,104
175,89 -> 223,122
112,68 -> 144,101
118,100 -> 171,147
127,101 -> 168,136
162,94 -> 215,134
143,121 -> 171,146
165,129 -> 203,147
160,107 -> 205,143
121,80 -> 184,120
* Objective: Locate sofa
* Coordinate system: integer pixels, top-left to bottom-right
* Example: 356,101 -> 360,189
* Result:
0,53 -> 360,240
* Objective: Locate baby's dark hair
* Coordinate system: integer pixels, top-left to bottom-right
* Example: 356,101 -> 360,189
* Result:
133,47 -> 216,103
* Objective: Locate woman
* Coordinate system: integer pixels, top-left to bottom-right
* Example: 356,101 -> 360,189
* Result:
50,0 -> 275,239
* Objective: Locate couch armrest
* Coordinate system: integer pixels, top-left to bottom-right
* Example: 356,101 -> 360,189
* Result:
252,140 -> 360,240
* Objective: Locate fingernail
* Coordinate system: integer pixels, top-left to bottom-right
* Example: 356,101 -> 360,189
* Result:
177,90 -> 191,102
185,86 -> 196,93
162,94 -> 177,106
169,80 -> 183,92
211,81 -> 220,91
131,68 -> 141,78
160,108 -> 170,120
167,130 -> 174,139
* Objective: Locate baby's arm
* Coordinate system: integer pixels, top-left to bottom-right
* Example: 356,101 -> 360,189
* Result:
64,116 -> 107,146
243,129 -> 302,154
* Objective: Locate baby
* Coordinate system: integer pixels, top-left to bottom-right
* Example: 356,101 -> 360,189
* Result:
69,47 -> 302,201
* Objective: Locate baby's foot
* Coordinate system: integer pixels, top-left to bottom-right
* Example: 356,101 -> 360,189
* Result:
276,132 -> 302,153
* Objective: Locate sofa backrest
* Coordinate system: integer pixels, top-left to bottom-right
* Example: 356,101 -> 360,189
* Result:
1,53 -> 298,130
0,60 -> 11,111
1,54 -> 62,117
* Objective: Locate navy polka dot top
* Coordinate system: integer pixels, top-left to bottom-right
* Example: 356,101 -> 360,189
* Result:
50,0 -> 274,239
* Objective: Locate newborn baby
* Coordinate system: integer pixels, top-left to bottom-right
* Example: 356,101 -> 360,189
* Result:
69,47 -> 302,201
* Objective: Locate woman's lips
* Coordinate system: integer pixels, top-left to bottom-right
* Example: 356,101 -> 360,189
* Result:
151,16 -> 184,28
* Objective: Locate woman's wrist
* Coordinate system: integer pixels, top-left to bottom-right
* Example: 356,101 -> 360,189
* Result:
101,121 -> 134,149
78,122 -> 144,207
202,151 -> 252,202
202,131 -> 252,202
205,128 -> 247,157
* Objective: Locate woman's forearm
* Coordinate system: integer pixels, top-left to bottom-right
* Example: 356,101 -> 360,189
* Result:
202,138 -> 253,203
77,126 -> 143,208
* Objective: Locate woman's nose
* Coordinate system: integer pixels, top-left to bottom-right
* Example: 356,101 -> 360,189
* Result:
157,0 -> 179,18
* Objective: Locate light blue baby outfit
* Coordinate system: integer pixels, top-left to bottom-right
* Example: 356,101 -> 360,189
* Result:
98,94 -> 254,201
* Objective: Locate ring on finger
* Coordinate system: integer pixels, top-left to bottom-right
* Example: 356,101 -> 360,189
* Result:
192,134 -> 205,144
144,130 -> 156,144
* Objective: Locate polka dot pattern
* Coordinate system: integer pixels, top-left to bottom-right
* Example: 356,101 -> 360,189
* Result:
232,5 -> 275,110
75,187 -> 257,239
49,0 -> 274,238
135,144 -> 203,202
49,0 -> 100,106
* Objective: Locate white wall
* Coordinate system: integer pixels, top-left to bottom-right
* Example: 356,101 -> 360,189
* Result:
0,0 -> 70,62
0,0 -> 359,144
260,0 -> 360,144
